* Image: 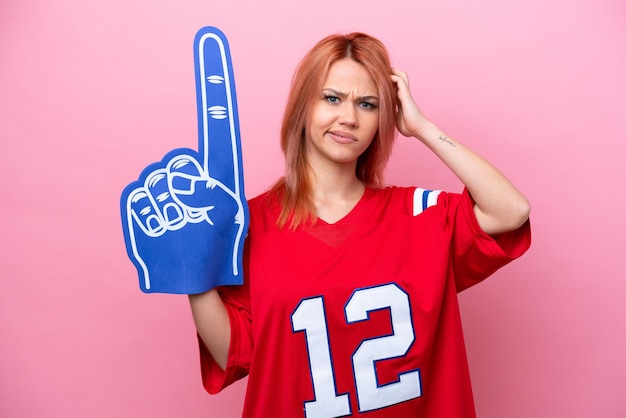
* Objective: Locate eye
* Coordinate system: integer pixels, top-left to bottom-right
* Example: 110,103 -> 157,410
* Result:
359,101 -> 378,110
324,94 -> 340,104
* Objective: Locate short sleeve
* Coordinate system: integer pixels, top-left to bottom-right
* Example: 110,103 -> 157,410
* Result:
450,188 -> 531,292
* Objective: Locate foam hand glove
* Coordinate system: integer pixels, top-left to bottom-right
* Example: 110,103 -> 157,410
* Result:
120,27 -> 248,294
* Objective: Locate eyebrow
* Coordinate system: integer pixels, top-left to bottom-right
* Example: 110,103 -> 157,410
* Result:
322,88 -> 379,102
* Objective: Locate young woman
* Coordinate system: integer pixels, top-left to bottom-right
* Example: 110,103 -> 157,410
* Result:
189,32 -> 531,417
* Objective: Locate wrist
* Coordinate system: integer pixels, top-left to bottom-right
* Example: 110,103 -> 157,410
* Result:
411,120 -> 440,143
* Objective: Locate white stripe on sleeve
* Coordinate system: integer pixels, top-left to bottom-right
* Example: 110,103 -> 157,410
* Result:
412,188 -> 442,216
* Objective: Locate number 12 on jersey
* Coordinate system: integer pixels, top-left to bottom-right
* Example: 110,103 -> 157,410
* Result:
291,283 -> 422,417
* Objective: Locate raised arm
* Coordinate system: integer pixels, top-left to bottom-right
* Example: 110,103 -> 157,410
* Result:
391,68 -> 530,236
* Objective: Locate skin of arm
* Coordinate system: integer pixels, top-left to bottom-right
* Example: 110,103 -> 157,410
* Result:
188,289 -> 231,370
391,68 -> 530,236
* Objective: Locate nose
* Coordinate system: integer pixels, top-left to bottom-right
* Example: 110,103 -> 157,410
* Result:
338,104 -> 358,128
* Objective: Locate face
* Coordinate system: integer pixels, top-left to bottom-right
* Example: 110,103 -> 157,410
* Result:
305,58 -> 379,170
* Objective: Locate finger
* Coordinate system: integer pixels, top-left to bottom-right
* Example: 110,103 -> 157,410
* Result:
193,26 -> 244,198
145,170 -> 186,230
166,154 -> 206,201
390,74 -> 414,104
167,154 -> 238,208
391,68 -> 409,85
391,75 -> 409,93
121,186 -> 155,291
126,187 -> 166,238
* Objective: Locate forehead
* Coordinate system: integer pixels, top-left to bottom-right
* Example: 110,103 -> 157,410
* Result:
323,58 -> 377,94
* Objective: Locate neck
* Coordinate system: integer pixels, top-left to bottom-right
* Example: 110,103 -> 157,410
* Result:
307,159 -> 365,224
309,157 -> 362,194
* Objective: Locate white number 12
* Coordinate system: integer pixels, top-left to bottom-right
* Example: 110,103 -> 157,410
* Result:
291,283 -> 422,418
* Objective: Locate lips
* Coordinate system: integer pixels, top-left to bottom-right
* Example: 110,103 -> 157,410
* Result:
327,130 -> 357,144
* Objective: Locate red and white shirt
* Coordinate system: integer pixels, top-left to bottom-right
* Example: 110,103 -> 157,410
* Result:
198,186 -> 531,417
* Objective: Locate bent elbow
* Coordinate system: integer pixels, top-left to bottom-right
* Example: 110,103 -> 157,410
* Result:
516,196 -> 531,226
476,196 -> 531,236
504,196 -> 531,232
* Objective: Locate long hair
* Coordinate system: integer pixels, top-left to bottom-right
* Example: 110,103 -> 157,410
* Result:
270,32 -> 397,228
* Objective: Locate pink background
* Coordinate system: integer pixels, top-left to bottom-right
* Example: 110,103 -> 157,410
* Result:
2,0 -> 625,416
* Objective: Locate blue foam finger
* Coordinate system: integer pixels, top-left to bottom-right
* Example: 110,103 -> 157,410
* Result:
120,27 -> 249,294
195,27 -> 244,197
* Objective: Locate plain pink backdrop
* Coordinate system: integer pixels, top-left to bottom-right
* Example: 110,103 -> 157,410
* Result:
2,0 -> 625,417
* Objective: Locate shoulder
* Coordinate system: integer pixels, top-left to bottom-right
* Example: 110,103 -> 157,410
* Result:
247,190 -> 271,208
247,190 -> 273,215
370,185 -> 457,217
246,189 -> 281,231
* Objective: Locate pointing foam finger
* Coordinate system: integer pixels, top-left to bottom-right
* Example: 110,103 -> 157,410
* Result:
193,26 -> 243,197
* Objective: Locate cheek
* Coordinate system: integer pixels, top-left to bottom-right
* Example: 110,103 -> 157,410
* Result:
314,107 -> 336,127
365,115 -> 380,138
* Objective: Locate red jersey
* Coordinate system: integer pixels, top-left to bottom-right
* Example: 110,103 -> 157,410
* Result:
198,186 -> 531,417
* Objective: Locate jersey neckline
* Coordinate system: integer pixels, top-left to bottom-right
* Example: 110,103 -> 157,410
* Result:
314,185 -> 377,226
